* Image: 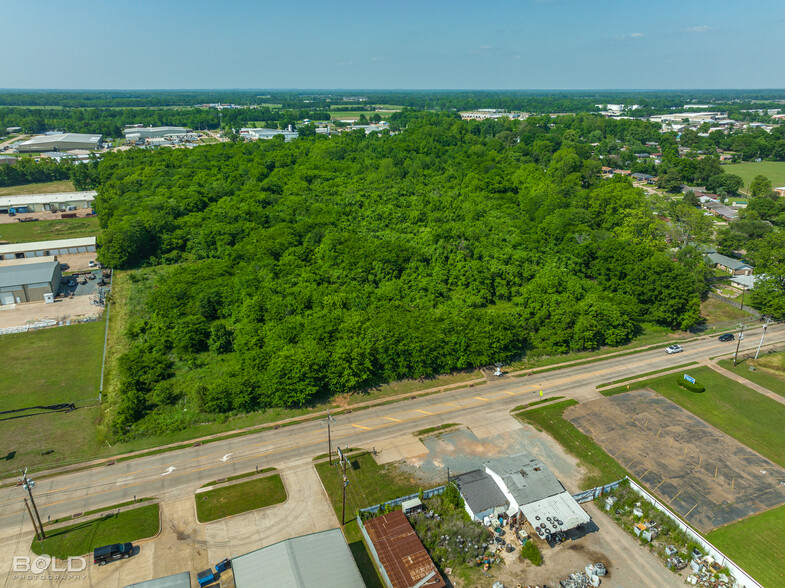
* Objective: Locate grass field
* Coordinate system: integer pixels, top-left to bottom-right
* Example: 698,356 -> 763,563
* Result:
315,452 -> 420,588
0,322 -> 105,476
0,180 -> 75,196
195,474 -> 287,522
31,504 -> 159,559
723,161 -> 785,191
699,297 -> 751,325
0,217 -> 100,243
718,355 -> 785,398
706,504 -> 785,588
513,399 -> 628,489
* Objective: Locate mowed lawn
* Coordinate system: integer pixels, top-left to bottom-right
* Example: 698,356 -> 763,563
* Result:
723,161 -> 785,190
718,356 -> 785,398
31,504 -> 159,559
195,474 -> 287,522
0,217 -> 100,243
707,504 -> 785,588
643,366 -> 785,469
0,180 -> 75,197
0,322 -> 105,474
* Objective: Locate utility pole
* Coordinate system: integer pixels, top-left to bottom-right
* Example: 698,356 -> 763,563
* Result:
323,411 -> 335,465
24,498 -> 41,541
341,455 -> 348,526
19,469 -> 45,539
733,321 -> 745,367
755,318 -> 772,360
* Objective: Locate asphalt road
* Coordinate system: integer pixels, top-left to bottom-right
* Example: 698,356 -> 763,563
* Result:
1,324 -> 783,540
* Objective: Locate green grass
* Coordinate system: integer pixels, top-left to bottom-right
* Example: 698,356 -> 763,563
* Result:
717,356 -> 785,398
195,474 -> 287,522
513,399 -> 628,489
200,467 -> 276,488
0,217 -> 100,243
699,297 -> 751,325
45,498 -> 153,526
511,396 -> 565,411
316,452 -> 419,588
0,322 -> 105,476
613,367 -> 785,469
31,504 -> 159,559
724,161 -> 785,190
0,180 -> 75,196
706,504 -> 785,588
597,362 -> 699,388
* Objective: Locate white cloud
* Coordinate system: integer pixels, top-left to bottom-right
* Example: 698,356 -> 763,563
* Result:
686,25 -> 713,33
629,32 -> 644,38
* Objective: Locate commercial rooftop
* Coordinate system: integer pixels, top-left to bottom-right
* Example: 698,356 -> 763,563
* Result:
122,572 -> 191,588
231,528 -> 364,588
0,191 -> 96,208
362,510 -> 446,588
0,258 -> 59,289
520,492 -> 591,535
17,133 -> 102,152
453,469 -> 508,516
0,237 -> 97,258
485,454 -> 565,507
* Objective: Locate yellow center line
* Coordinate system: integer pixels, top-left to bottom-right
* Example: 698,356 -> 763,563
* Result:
416,409 -> 433,415
383,417 -> 402,423
445,403 -> 461,408
474,397 -> 489,402
351,424 -> 373,430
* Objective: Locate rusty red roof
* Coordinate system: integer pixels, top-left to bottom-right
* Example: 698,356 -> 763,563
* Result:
363,510 -> 446,588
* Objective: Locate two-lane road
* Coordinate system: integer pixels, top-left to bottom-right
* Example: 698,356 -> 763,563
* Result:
0,324 -> 782,539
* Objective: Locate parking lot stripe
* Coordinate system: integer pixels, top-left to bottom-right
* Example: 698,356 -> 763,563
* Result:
668,490 -> 683,504
653,479 -> 666,492
684,503 -> 698,518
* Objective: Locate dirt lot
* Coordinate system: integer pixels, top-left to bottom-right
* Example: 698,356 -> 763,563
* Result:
59,252 -> 99,272
0,210 -> 95,225
565,389 -> 785,532
0,296 -> 102,329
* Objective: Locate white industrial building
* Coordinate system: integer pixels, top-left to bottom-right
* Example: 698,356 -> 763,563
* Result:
454,453 -> 591,538
240,128 -> 298,141
0,237 -> 96,261
17,133 -> 103,153
0,257 -> 62,305
123,126 -> 190,140
0,191 -> 96,214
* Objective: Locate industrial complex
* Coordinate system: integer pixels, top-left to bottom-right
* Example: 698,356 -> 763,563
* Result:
16,133 -> 103,152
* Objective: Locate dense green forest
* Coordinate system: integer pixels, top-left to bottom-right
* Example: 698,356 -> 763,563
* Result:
93,113 -> 712,440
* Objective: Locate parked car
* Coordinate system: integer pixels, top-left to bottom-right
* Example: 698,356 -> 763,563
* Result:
666,344 -> 683,354
718,333 -> 735,342
88,260 -> 96,267
93,543 -> 133,565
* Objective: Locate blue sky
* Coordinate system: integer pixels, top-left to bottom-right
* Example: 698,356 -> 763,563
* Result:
2,0 -> 783,89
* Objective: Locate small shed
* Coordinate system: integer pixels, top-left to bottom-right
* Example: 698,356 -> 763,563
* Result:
401,497 -> 423,515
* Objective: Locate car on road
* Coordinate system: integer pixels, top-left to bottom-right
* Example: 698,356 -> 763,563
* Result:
666,344 -> 683,354
718,333 -> 735,342
93,543 -> 133,565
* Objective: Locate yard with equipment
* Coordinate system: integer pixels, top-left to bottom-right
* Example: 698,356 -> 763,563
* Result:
195,473 -> 287,523
31,503 -> 159,559
0,322 -> 105,476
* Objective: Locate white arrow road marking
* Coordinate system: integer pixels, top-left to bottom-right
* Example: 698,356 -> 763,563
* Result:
161,467 -> 176,476
221,453 -> 233,462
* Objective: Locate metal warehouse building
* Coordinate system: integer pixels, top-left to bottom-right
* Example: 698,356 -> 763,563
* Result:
0,257 -> 62,305
0,191 -> 96,214
123,126 -> 189,140
0,237 -> 96,261
17,133 -> 103,152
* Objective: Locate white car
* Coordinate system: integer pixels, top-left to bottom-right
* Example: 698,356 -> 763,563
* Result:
666,345 -> 683,354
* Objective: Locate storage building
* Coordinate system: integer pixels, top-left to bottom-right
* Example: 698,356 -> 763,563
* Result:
17,133 -> 103,153
0,257 -> 62,305
0,237 -> 96,261
240,128 -> 298,141
231,528 -> 364,588
123,126 -> 189,140
0,191 -> 96,214
122,572 -> 191,588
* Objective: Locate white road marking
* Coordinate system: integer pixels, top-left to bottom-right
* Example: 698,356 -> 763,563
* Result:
161,466 -> 176,476
221,453 -> 234,462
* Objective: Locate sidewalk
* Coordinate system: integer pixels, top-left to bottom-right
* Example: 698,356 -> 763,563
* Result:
704,360 -> 785,407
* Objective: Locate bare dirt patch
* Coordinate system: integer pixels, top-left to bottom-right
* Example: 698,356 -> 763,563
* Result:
565,389 -> 785,532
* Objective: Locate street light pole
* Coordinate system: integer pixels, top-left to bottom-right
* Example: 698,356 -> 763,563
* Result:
733,322 -> 745,367
24,498 -> 42,541
755,318 -> 772,360
323,411 -> 335,465
19,469 -> 45,539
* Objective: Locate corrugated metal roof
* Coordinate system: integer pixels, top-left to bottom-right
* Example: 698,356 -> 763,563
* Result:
484,453 -> 565,506
453,470 -> 508,515
0,191 -> 96,207
363,510 -> 446,588
0,237 -> 96,255
232,528 -> 364,588
18,133 -> 102,146
122,572 -> 191,588
0,259 -> 58,288
520,492 -> 591,534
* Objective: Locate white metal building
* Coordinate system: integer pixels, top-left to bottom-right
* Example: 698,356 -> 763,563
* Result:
123,126 -> 189,140
0,257 -> 62,305
240,128 -> 298,141
17,133 -> 103,152
0,191 -> 96,214
0,237 -> 96,261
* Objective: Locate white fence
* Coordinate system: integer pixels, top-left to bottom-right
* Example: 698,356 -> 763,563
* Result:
625,477 -> 763,588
